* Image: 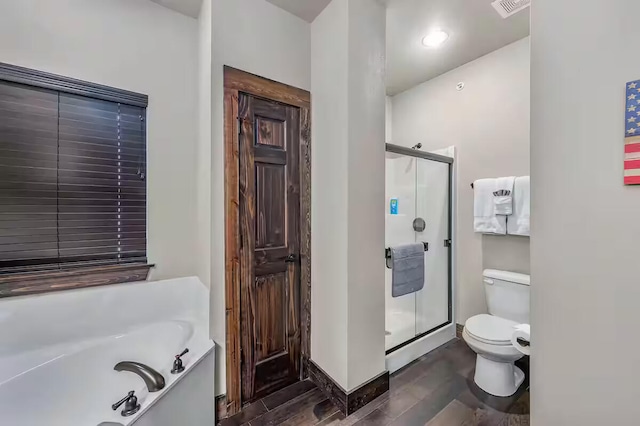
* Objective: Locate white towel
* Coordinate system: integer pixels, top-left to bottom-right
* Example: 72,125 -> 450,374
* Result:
473,178 -> 506,235
507,176 -> 530,236
493,176 -> 515,215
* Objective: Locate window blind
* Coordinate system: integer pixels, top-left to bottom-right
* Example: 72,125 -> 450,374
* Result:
0,80 -> 147,274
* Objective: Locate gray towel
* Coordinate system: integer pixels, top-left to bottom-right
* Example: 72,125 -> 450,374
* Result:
389,243 -> 425,297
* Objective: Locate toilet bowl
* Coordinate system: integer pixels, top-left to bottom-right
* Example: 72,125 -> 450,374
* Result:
462,269 -> 530,397
463,314 -> 524,397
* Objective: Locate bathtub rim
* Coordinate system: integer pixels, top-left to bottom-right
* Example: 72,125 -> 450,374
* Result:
126,341 -> 215,426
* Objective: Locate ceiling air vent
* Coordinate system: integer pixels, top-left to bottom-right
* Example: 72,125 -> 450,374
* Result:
491,0 -> 531,18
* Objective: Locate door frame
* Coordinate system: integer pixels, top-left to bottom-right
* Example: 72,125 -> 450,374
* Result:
223,66 -> 311,415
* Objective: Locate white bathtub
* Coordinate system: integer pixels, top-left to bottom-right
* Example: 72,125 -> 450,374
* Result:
0,277 -> 215,426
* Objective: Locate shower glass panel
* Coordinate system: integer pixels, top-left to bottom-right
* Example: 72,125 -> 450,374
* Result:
415,158 -> 450,335
385,152 -> 418,350
385,144 -> 452,353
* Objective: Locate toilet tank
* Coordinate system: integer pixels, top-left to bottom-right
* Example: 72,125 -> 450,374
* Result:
483,269 -> 530,324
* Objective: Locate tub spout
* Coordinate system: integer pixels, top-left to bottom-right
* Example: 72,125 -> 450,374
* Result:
114,361 -> 165,392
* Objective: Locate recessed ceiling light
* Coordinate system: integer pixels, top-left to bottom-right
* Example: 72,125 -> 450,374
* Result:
422,30 -> 449,48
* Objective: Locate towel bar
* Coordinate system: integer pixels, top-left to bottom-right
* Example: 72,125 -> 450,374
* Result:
385,242 -> 428,260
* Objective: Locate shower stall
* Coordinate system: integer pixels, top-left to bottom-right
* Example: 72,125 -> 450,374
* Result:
384,143 -> 455,372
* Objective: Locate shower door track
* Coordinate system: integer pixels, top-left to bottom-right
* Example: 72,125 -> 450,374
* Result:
385,143 -> 454,164
384,143 -> 454,356
385,322 -> 451,355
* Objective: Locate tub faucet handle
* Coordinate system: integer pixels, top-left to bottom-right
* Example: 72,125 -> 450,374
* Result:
171,348 -> 189,374
112,390 -> 140,417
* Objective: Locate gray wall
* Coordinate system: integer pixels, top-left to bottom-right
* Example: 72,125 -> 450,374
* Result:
531,0 -> 640,423
391,37 -> 530,324
482,235 -> 530,274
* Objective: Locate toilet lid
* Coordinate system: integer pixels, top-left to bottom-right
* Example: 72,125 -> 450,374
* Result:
465,314 -> 518,345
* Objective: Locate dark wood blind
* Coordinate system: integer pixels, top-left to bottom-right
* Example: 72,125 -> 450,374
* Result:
0,80 -> 147,273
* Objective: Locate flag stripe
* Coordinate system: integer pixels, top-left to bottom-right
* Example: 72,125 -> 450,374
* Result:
625,136 -> 640,145
625,143 -> 640,153
624,159 -> 640,169
624,168 -> 640,177
625,152 -> 640,160
625,175 -> 640,185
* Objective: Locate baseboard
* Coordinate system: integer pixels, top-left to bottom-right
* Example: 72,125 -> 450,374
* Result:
215,394 -> 227,422
308,360 -> 389,416
456,323 -> 464,338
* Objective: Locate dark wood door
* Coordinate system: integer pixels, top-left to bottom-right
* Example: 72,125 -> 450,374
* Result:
238,93 -> 301,403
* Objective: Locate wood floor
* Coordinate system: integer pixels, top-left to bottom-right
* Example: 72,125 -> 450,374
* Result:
219,338 -> 530,426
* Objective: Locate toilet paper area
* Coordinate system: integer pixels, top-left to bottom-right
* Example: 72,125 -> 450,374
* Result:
511,324 -> 531,356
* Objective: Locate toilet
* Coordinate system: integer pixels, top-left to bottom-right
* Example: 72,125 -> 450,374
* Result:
462,269 -> 530,397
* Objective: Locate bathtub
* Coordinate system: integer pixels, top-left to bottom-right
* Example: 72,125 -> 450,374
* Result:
0,277 -> 215,426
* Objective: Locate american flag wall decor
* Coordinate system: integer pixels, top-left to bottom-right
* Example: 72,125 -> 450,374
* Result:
625,80 -> 640,184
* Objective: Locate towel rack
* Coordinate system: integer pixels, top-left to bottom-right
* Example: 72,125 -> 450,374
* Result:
385,242 -> 429,260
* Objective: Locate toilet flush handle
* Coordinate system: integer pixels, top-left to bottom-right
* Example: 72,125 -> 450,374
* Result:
483,278 -> 494,285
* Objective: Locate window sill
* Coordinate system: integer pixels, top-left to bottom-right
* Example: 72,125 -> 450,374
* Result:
0,263 -> 154,298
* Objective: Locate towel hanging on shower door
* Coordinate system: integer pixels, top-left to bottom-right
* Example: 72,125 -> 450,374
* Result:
389,243 -> 425,297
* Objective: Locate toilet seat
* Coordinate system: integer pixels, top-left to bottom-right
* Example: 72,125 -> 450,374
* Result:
465,314 -> 518,346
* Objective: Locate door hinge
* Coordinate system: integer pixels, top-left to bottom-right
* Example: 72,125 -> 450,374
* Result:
237,117 -> 242,136
444,239 -> 452,247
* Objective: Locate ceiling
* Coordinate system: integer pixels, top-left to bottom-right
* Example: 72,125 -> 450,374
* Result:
386,0 -> 529,95
265,0 -> 332,22
261,0 -> 529,94
150,0 -> 529,95
148,0 -> 330,21
150,0 -> 203,18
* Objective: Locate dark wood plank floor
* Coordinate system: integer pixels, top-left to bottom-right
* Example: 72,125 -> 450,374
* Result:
219,338 -> 530,426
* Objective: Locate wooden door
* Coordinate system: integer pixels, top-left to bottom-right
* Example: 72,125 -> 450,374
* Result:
238,93 -> 301,403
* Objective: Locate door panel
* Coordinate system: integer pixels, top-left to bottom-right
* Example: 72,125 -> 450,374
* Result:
415,158 -> 451,335
254,273 -> 287,358
256,164 -> 286,248
256,117 -> 285,148
239,93 -> 301,403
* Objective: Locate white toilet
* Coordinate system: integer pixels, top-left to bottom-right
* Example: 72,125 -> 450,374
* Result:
462,269 -> 530,397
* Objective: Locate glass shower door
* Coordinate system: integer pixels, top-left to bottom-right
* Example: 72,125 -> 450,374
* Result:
385,145 -> 452,353
415,158 -> 451,335
385,152 -> 418,350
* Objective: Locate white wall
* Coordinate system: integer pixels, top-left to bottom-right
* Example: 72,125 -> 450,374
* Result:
209,0 -> 311,395
312,0 -> 386,391
531,0 -> 640,423
346,0 -> 386,390
197,0 -> 212,290
385,96 -> 393,143
311,0 -> 350,388
391,38 -> 530,324
0,0 -> 199,280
